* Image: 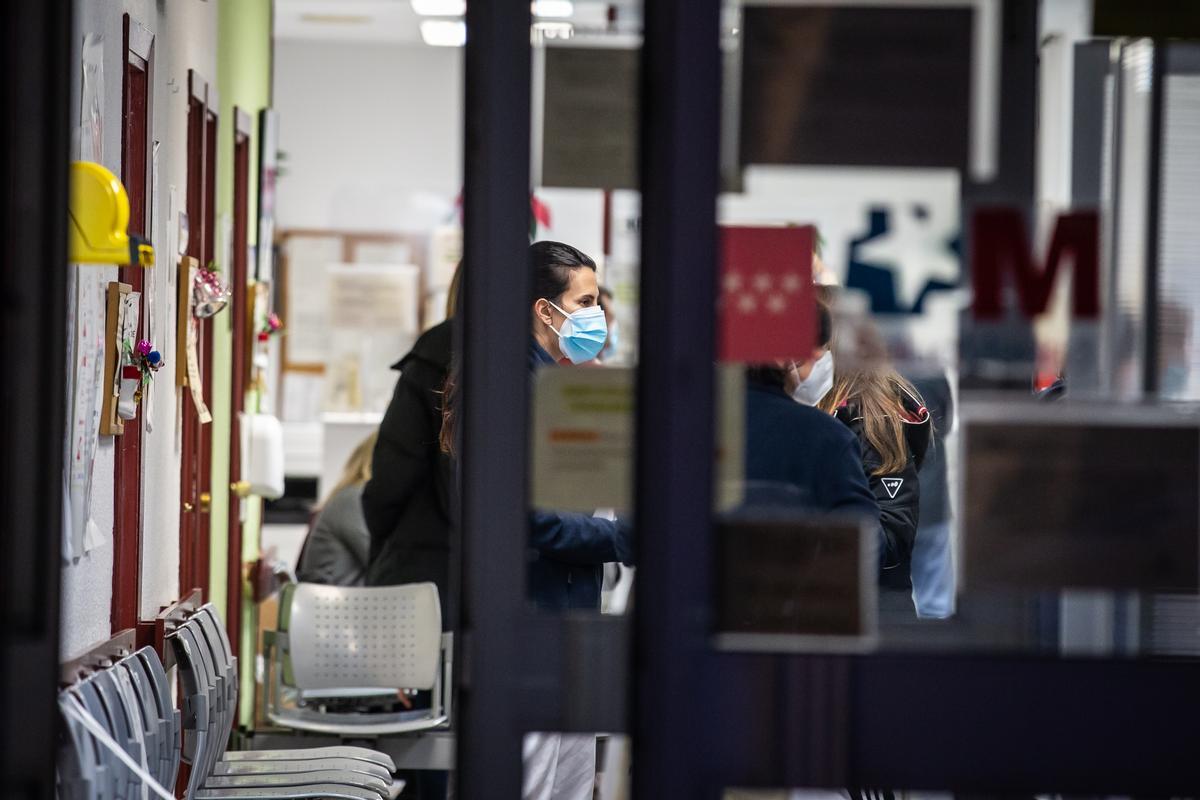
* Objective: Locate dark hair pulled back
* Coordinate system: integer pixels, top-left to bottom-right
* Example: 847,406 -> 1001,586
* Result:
530,240 -> 597,305
440,241 -> 598,455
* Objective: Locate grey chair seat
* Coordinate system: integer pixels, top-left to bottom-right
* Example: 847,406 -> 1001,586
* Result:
194,784 -> 385,800
220,746 -> 395,772
203,768 -> 388,798
212,757 -> 391,783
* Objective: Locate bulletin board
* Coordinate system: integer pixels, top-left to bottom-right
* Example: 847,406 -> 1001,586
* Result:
275,229 -> 428,374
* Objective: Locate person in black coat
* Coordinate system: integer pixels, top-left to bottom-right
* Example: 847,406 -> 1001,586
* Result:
743,296 -> 881,552
361,313 -> 455,606
826,384 -> 931,593
744,368 -> 881,521
440,241 -> 631,614
438,241 -> 627,800
812,289 -> 932,606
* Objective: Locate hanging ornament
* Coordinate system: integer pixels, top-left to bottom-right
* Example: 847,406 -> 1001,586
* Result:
193,263 -> 231,318
257,311 -> 284,342
117,338 -> 164,419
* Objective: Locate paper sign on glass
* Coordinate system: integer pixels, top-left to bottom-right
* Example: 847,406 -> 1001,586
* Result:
532,366 -> 634,513
532,365 -> 746,514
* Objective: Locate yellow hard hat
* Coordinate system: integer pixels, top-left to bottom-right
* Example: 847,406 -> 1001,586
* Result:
68,161 -> 154,267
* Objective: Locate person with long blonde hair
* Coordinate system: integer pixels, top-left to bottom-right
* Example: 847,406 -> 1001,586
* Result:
812,287 -> 932,606
297,432 -> 378,586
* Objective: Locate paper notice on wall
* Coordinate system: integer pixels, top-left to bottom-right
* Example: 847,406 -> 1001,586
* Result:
283,235 -> 342,365
66,267 -> 107,559
186,316 -> 212,424
80,33 -> 104,163
324,263 -> 420,413
145,142 -> 161,433
167,187 -> 177,290
532,366 -> 634,513
112,290 -> 140,411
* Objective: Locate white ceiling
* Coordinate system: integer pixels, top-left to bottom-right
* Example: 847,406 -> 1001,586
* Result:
274,1 -> 642,44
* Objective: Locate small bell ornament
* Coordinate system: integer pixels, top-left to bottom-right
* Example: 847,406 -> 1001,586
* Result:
193,265 -> 231,318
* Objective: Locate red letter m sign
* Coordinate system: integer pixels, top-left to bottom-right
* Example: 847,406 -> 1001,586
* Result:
972,209 -> 1099,320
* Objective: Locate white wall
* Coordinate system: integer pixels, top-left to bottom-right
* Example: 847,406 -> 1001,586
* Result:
62,0 -> 218,659
274,40 -> 463,233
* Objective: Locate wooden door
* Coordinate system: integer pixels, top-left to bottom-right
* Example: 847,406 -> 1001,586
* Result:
179,70 -> 216,598
112,15 -> 152,630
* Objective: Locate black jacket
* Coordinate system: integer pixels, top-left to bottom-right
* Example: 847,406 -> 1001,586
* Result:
527,342 -> 633,610
362,320 -> 454,611
832,388 -> 932,591
743,380 -> 881,521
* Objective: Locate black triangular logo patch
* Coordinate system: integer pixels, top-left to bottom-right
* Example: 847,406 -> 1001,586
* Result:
881,477 -> 904,499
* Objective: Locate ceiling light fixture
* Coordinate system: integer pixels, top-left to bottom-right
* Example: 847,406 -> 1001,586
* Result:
420,19 -> 466,46
299,13 -> 373,24
411,0 -> 467,17
532,1 -> 574,18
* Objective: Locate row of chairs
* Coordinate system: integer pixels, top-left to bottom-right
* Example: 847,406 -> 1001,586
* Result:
59,600 -> 404,799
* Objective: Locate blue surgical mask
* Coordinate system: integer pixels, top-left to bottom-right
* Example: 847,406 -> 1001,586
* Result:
603,320 -> 620,359
546,300 -> 608,364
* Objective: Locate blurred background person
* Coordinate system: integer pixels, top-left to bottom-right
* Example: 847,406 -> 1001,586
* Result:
296,432 -> 376,586
597,285 -> 621,363
908,372 -> 954,618
815,287 -> 932,615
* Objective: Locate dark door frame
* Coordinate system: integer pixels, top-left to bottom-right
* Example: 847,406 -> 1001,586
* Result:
180,71 -> 207,598
0,0 -> 71,796
455,1 -> 1200,798
112,12 -> 153,633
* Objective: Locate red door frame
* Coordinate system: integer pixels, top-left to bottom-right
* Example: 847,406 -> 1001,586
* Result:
198,104 -> 219,596
226,108 -> 253,658
179,69 -> 217,599
112,14 -> 153,632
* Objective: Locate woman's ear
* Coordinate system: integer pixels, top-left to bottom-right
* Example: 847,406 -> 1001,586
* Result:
534,298 -> 553,328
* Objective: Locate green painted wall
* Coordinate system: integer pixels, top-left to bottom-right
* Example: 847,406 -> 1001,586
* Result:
211,0 -> 272,725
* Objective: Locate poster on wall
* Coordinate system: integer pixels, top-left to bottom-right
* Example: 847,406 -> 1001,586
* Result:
65,268 -> 108,560
257,109 -> 279,282
80,33 -> 104,163
282,234 -> 342,367
323,263 -> 421,413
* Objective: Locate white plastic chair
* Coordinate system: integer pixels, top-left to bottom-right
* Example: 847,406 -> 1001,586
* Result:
263,582 -> 452,736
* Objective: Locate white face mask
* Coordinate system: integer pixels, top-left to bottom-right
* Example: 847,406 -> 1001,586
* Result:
791,350 -> 834,406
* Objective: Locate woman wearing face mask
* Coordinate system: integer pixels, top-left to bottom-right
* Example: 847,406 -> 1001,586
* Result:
442,241 -> 629,607
441,241 -> 630,800
813,288 -> 932,608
